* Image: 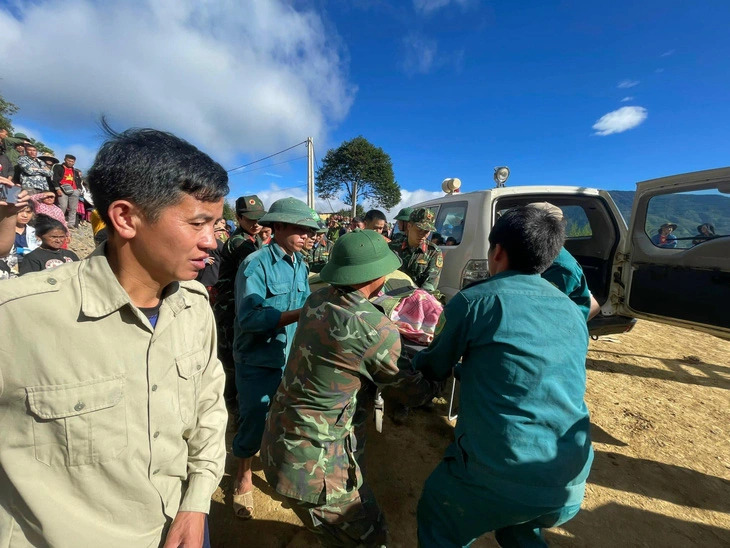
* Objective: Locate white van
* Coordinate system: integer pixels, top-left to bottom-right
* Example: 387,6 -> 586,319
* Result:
409,167 -> 730,340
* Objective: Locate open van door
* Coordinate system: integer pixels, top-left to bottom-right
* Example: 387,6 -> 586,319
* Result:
614,167 -> 730,340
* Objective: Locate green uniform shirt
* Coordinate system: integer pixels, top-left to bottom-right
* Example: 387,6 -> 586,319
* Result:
542,247 -> 592,320
0,246 -> 227,547
389,239 -> 443,292
233,242 -> 310,369
413,271 -> 592,507
261,285 -> 438,504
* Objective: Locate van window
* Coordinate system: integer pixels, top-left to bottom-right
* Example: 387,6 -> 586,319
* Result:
562,206 -> 593,238
432,202 -> 467,246
645,189 -> 730,249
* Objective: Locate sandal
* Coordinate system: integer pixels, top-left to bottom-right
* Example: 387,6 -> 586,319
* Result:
233,491 -> 254,520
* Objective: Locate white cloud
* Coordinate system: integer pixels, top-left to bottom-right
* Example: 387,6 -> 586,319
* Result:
617,79 -> 639,89
0,0 -> 355,162
655,68 -> 665,73
661,49 -> 675,57
620,96 -> 634,102
264,172 -> 283,178
413,0 -> 473,14
401,34 -> 438,75
592,106 -> 648,136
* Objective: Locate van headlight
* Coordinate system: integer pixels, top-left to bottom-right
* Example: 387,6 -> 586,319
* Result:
461,260 -> 490,288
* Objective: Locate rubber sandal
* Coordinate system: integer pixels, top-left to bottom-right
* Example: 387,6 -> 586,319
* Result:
233,491 -> 254,520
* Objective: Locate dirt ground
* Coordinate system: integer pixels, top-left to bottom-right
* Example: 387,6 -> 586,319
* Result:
207,320 -> 730,547
67,235 -> 729,547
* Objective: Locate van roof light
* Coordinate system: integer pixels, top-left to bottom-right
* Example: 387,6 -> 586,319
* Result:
494,166 -> 510,187
442,177 -> 462,194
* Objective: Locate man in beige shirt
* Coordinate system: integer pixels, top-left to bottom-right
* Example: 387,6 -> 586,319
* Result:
0,127 -> 229,547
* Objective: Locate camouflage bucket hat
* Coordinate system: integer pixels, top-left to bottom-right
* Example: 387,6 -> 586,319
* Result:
235,195 -> 266,220
320,229 -> 402,286
395,207 -> 414,221
409,208 -> 436,232
258,197 -> 321,230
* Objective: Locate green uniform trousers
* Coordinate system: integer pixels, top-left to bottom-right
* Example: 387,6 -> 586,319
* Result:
417,459 -> 582,547
288,483 -> 387,548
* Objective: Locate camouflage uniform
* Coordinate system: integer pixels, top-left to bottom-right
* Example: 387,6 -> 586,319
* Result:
389,208 -> 443,293
261,285 -> 439,547
308,239 -> 333,273
213,229 -> 263,404
389,239 -> 443,293
326,225 -> 341,243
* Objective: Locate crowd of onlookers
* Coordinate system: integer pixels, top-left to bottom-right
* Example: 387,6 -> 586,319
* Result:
0,127 -> 94,277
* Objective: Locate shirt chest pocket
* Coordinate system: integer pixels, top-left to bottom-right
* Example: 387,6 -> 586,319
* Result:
176,349 -> 207,424
26,376 -> 127,467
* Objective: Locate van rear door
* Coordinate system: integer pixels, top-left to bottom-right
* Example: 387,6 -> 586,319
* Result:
616,167 -> 730,339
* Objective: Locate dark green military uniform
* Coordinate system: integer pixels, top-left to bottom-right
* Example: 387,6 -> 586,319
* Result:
212,195 -> 266,405
390,239 -> 443,292
308,238 -> 333,273
261,230 -> 438,547
389,208 -> 443,292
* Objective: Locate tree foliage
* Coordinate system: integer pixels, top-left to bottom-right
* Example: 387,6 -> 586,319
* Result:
0,94 -> 19,132
29,138 -> 54,156
316,136 -> 401,216
222,200 -> 236,221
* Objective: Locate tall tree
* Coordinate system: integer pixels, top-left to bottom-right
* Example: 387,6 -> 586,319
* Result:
316,136 -> 401,217
0,94 -> 18,132
222,200 -> 236,221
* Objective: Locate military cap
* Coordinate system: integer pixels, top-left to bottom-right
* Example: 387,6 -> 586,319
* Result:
235,195 -> 266,219
259,197 -> 321,230
308,208 -> 327,233
409,208 -> 437,232
395,207 -> 414,221
14,132 -> 31,141
320,229 -> 402,286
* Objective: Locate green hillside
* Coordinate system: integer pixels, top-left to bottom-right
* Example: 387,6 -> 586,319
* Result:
606,190 -> 730,243
562,190 -> 729,243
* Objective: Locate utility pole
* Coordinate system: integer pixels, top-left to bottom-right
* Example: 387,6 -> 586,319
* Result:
306,137 -> 315,209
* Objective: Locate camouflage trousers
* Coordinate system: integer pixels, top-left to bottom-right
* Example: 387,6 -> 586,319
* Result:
289,483 -> 387,548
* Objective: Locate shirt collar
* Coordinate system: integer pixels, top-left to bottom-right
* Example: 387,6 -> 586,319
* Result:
269,241 -> 298,265
79,243 -> 187,318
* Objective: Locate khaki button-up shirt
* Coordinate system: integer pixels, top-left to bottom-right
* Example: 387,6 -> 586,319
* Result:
0,246 -> 227,547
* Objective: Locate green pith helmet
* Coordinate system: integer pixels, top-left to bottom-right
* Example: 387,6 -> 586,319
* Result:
320,229 -> 402,286
258,197 -> 321,229
395,207 -> 414,221
409,208 -> 437,232
308,208 -> 327,233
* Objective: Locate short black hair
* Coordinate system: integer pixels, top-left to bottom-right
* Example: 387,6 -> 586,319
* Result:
64,154 -> 76,160
351,217 -> 364,224
34,214 -> 67,237
488,205 -> 565,274
364,209 -> 386,223
87,121 -> 228,228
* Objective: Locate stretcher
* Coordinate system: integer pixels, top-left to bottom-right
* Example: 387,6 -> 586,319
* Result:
374,339 -> 460,432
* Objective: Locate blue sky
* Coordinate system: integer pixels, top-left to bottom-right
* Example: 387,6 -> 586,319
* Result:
1,0 -> 728,214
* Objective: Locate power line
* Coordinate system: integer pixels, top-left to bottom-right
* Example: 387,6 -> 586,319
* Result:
227,140 -> 307,173
228,155 -> 308,176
